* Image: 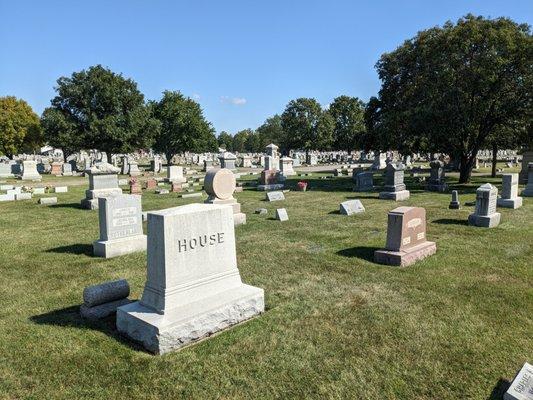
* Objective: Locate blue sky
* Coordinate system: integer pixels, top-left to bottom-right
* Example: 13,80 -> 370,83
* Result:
1,0 -> 531,134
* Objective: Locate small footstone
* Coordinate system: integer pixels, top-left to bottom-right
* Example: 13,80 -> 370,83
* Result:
275,208 -> 289,221
339,200 -> 365,215
39,197 -> 57,205
255,208 -> 268,215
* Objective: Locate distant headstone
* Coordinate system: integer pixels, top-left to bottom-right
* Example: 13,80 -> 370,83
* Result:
20,160 -> 41,181
266,191 -> 285,202
33,187 -> 46,195
275,208 -> 289,221
15,192 -> 32,201
81,162 -> 122,210
129,177 -> 142,194
504,362 -> 533,400
219,152 -> 237,170
166,165 -> 186,183
379,162 -> 410,201
521,163 -> 533,197
93,194 -> 147,258
116,203 -> 265,354
279,157 -> 296,176
449,190 -> 460,209
255,208 -> 268,215
353,171 -> 373,192
128,161 -> 141,177
50,162 -> 62,175
54,186 -> 68,193
468,183 -> 501,228
62,163 -> 72,176
427,160 -> 447,192
38,197 -> 57,205
204,168 -> 246,226
340,200 -> 365,215
497,173 -> 522,209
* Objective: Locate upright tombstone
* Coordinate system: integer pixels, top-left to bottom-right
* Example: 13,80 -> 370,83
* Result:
468,183 -> 501,228
519,149 -> 533,184
20,160 -> 42,181
522,163 -> 533,197
371,153 -> 387,170
203,159 -> 214,172
266,191 -> 285,202
374,206 -> 436,267
449,190 -> 461,209
93,194 -> 147,258
497,173 -> 523,209
427,160 -> 447,192
129,177 -> 142,194
379,162 -> 410,201
116,203 -> 264,354
353,171 -> 374,192
218,152 -> 237,170
504,362 -> 533,400
62,163 -> 73,176
265,143 -> 279,170
151,156 -> 162,174
128,161 -> 141,177
204,168 -> 246,226
50,162 -> 62,176
240,155 -> 252,168
264,155 -> 275,171
279,157 -> 296,176
81,163 -> 122,210
121,156 -> 129,175
275,208 -> 289,221
166,165 -> 186,183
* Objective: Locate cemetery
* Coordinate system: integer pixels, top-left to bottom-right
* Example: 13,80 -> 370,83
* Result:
1,5 -> 531,400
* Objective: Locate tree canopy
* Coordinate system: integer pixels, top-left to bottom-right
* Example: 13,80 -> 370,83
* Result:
151,91 -> 216,163
217,131 -> 234,151
367,14 -> 532,182
41,65 -> 158,159
329,96 -> 366,152
0,96 -> 42,157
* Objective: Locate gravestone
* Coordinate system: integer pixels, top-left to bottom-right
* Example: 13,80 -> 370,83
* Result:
371,153 -> 387,170
62,163 -> 72,176
449,190 -> 460,209
15,192 -> 32,200
275,208 -> 289,221
279,157 -> 296,176
80,279 -> 132,320
468,183 -> 501,228
427,160 -> 447,192
219,152 -> 237,170
340,200 -> 365,215
81,162 -> 122,209
151,157 -> 162,174
93,194 -> 147,258
54,186 -> 68,193
128,161 -> 141,177
519,150 -> 533,184
39,197 -> 57,205
33,187 -> 46,194
0,163 -> 13,178
257,169 -> 284,191
50,162 -> 62,175
522,163 -> 533,197
166,165 -> 186,183
266,191 -> 285,202
203,160 -> 214,172
240,155 -> 252,168
129,177 -> 142,194
374,206 -> 436,267
353,171 -> 373,192
379,162 -> 410,201
121,156 -> 129,175
116,203 -> 264,354
265,144 -> 279,170
504,362 -> 533,400
20,160 -> 41,181
145,178 -> 157,190
204,168 -> 246,226
497,173 -> 522,209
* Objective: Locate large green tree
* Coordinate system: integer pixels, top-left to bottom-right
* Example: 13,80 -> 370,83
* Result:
41,65 -> 158,160
256,114 -> 284,151
0,96 -> 42,157
233,129 -> 253,153
329,95 -> 366,152
368,15 -> 532,183
151,91 -> 216,163
281,98 -> 333,154
217,131 -> 234,151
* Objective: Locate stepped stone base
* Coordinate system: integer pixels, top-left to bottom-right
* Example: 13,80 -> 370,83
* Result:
497,197 -> 523,209
93,235 -> 147,258
374,241 -> 436,267
468,213 -> 501,228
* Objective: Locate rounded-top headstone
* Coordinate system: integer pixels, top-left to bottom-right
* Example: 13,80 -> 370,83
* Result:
204,168 -> 236,200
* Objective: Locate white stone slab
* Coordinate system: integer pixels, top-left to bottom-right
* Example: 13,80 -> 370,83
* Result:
505,362 -> 533,400
267,191 -> 285,202
39,197 -> 57,205
54,186 -> 68,193
340,200 -> 365,215
276,208 -> 289,221
33,187 -> 46,194
15,193 -> 32,200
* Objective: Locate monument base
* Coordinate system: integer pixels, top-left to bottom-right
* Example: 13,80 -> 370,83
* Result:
468,212 -> 501,228
81,198 -> 99,210
521,187 -> 533,197
117,284 -> 264,354
427,183 -> 447,192
379,190 -> 410,201
19,174 -> 42,181
448,201 -> 461,209
497,197 -> 523,209
374,241 -> 436,267
93,235 -> 147,258
257,184 -> 284,191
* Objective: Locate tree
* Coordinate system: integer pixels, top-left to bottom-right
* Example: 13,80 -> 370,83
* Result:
256,115 -> 284,150
0,96 -> 42,157
233,129 -> 252,153
244,130 -> 263,152
217,131 -> 234,151
281,98 -> 332,154
151,91 -> 216,163
41,65 -> 158,159
329,95 -> 366,152
369,15 -> 532,183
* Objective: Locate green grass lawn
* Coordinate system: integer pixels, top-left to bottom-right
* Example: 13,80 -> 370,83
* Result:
0,172 -> 531,399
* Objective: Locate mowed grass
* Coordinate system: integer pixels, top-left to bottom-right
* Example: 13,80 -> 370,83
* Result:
0,172 -> 531,399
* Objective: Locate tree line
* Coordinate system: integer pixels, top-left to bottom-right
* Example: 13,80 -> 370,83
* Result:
0,14 -> 530,183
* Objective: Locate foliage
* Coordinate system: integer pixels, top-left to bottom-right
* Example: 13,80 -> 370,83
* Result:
217,131 -> 234,151
151,91 -> 216,162
256,115 -> 284,151
0,96 -> 42,157
329,96 -> 366,152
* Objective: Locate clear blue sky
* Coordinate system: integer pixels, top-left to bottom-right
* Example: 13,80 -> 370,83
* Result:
1,0 -> 531,134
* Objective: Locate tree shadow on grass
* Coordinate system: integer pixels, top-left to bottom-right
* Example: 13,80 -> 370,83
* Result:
487,378 -> 511,400
29,305 -> 147,353
432,218 -> 469,226
46,243 -> 93,256
337,246 -> 380,263
49,202 -> 83,210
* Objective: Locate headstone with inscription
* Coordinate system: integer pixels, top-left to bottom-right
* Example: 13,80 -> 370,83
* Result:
427,160 -> 447,192
20,160 -> 42,181
468,183 -> 501,228
374,206 -> 436,267
504,362 -> 533,400
275,208 -> 289,221
353,171 -> 373,192
340,200 -> 365,215
166,165 -> 186,183
497,173 -> 522,209
266,191 -> 285,202
379,162 -> 410,201
116,203 -> 264,354
93,194 -> 147,258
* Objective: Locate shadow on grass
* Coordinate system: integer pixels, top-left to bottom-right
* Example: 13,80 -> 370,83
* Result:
328,210 -> 340,215
29,305 -> 147,352
337,246 -> 379,262
487,378 -> 511,400
49,202 -> 83,210
46,243 -> 93,256
432,218 -> 469,226
345,194 -> 379,200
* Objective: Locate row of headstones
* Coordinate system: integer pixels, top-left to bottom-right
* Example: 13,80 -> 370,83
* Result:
0,183 -> 67,202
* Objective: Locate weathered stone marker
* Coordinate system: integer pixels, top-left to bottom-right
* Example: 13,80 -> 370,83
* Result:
339,200 -> 365,215
379,162 -> 410,201
93,194 -> 147,258
266,191 -> 285,202
497,173 -> 523,209
426,160 -> 447,192
81,163 -> 122,210
204,168 -> 246,226
353,171 -> 373,192
449,190 -> 460,209
275,208 -> 289,221
20,160 -> 42,181
39,197 -> 57,205
468,183 -> 501,228
117,203 -> 264,354
374,206 -> 436,267
504,362 -> 533,400
522,163 -> 533,197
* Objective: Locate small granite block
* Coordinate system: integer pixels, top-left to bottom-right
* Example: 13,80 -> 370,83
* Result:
379,190 -> 410,201
497,197 -> 523,209
54,186 -> 68,193
340,200 -> 365,215
275,208 -> 289,221
83,279 -> 130,307
468,213 -> 501,228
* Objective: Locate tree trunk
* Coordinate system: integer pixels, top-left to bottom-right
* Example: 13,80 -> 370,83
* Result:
491,143 -> 497,178
458,154 -> 475,184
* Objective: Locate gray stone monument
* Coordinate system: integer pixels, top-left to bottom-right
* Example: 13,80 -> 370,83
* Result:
353,171 -> 373,192
468,183 -> 501,228
522,163 -> 533,197
166,165 -> 186,183
449,190 -> 460,209
93,194 -> 147,258
279,157 -> 296,176
427,160 -> 447,192
219,152 -> 237,170
504,362 -> 533,400
379,162 -> 410,201
81,163 -> 122,210
497,173 -> 522,209
116,203 -> 264,354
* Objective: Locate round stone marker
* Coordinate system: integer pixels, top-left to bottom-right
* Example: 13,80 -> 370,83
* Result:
204,168 -> 236,200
